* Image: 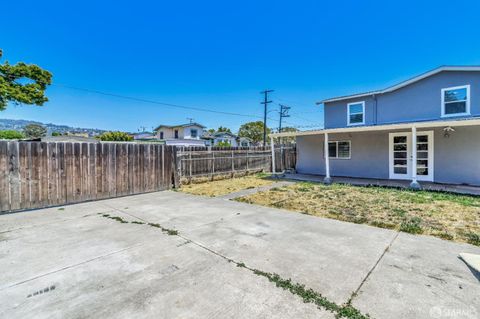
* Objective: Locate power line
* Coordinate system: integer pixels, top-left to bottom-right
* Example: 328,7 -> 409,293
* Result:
53,83 -> 316,130
54,83 -> 265,119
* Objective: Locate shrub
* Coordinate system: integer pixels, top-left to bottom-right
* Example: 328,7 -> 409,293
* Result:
98,131 -> 133,141
23,124 -> 47,138
0,130 -> 25,140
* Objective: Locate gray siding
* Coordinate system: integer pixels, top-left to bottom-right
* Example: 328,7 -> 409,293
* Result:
296,126 -> 480,186
324,71 -> 480,129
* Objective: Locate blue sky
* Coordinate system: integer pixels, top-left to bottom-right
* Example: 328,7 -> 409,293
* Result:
2,0 -> 480,133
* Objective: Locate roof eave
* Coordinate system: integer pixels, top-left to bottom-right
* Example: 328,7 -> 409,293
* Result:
317,66 -> 480,104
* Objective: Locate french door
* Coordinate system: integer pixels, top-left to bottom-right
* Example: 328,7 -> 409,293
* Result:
389,131 -> 434,182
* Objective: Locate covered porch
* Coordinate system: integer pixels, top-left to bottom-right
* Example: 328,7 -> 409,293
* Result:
279,173 -> 480,196
270,117 -> 480,191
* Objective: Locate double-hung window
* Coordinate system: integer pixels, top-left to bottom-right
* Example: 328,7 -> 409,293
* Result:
441,85 -> 470,117
327,141 -> 351,159
190,129 -> 198,138
347,101 -> 365,125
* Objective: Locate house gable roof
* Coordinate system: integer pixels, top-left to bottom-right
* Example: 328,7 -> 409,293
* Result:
154,122 -> 206,131
213,131 -> 237,138
317,66 -> 480,104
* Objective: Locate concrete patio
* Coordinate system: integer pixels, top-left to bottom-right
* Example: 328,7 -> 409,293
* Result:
1,191 -> 479,318
278,173 -> 480,196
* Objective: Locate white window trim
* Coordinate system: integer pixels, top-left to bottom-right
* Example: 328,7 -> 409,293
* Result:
441,84 -> 470,118
325,140 -> 351,160
347,101 -> 365,126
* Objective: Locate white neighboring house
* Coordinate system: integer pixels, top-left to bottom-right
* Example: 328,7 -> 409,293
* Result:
155,122 -> 207,146
211,132 -> 253,147
213,132 -> 238,147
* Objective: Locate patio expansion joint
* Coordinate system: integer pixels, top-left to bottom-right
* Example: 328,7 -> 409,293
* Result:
348,230 -> 400,304
94,209 -> 371,318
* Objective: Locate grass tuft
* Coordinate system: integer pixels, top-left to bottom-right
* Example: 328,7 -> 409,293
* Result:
399,217 -> 423,234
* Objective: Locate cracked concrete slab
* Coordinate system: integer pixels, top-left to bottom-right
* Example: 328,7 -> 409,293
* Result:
1,190 -> 479,318
352,233 -> 480,319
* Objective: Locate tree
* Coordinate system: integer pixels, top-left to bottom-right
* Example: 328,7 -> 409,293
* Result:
98,131 -> 133,141
217,126 -> 232,133
0,130 -> 24,140
276,127 -> 299,144
23,124 -> 47,139
0,50 -> 53,111
238,121 -> 271,144
216,140 -> 231,147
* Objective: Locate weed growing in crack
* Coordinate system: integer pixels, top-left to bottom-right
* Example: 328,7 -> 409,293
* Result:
131,221 -> 145,225
147,223 -> 178,236
236,262 -> 246,268
249,268 -> 369,319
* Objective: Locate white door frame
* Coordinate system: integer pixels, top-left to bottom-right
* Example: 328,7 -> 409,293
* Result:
389,131 -> 434,182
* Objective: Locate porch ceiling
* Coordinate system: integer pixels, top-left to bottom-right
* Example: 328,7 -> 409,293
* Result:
270,117 -> 480,138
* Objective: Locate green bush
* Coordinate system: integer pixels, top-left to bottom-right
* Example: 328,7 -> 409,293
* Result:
98,131 -> 133,142
23,124 -> 47,139
0,130 -> 25,140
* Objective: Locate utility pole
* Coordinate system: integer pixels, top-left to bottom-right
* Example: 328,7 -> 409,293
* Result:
260,89 -> 274,146
278,104 -> 291,133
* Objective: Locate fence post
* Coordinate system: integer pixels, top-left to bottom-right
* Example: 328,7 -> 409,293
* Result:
189,148 -> 192,183
211,151 -> 215,181
231,149 -> 234,177
270,137 -> 276,174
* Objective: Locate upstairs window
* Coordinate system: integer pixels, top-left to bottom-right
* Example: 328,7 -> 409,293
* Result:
327,141 -> 351,159
190,129 -> 198,138
159,131 -> 164,139
441,85 -> 470,117
347,101 -> 365,125
174,130 -> 179,139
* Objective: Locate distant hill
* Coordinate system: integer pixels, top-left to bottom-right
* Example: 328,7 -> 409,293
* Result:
0,119 -> 107,137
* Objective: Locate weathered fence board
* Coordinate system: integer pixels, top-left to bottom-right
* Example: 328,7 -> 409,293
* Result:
177,146 -> 296,181
0,141 -> 176,213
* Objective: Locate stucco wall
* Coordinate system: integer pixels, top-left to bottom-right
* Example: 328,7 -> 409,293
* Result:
324,71 -> 480,129
296,126 -> 480,186
434,126 -> 480,185
296,132 -> 389,179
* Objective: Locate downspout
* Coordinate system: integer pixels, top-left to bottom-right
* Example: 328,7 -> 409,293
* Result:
373,94 -> 378,125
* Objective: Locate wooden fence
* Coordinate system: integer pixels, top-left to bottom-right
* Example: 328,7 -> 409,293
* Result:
177,146 -> 296,181
0,141 -> 176,213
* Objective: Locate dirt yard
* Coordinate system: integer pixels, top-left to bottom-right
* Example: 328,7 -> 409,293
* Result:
179,174 -> 274,197
235,181 -> 480,246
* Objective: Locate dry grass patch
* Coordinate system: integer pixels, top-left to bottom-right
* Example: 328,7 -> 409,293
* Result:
179,174 -> 274,197
236,182 -> 480,246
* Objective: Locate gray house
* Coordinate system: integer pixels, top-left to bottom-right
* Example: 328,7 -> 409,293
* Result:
271,66 -> 480,188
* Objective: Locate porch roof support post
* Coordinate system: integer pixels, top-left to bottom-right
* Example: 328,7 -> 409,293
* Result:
324,132 -> 332,184
270,136 -> 276,175
410,126 -> 421,190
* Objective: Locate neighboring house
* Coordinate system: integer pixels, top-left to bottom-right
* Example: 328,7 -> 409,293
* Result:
238,137 -> 252,147
133,132 -> 156,141
213,132 -> 238,147
271,66 -> 480,187
206,132 -> 253,147
154,122 -> 207,146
